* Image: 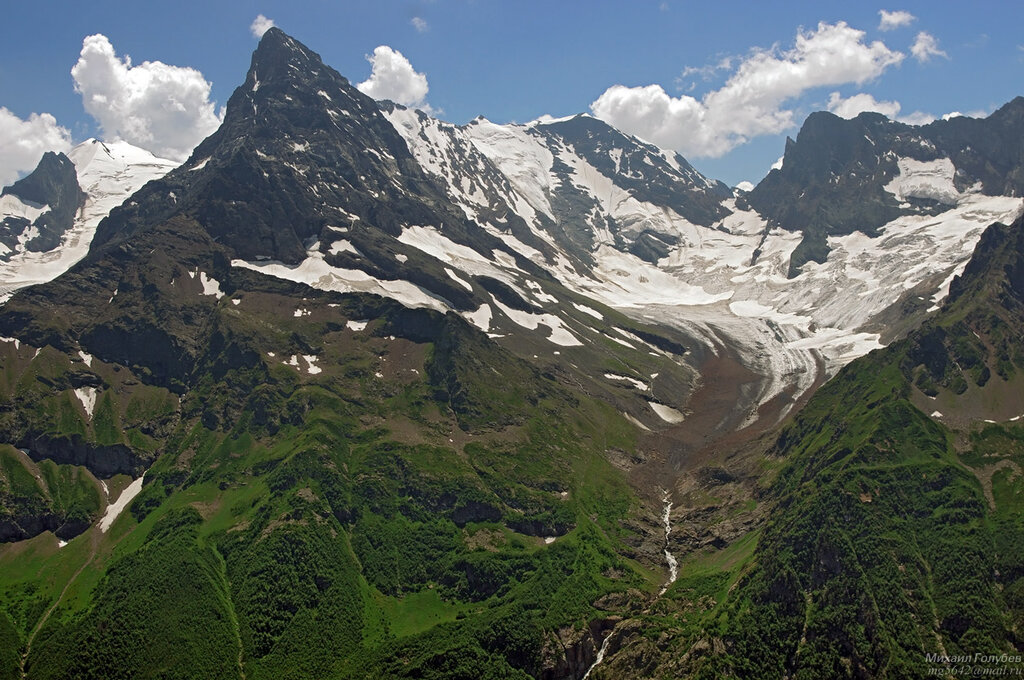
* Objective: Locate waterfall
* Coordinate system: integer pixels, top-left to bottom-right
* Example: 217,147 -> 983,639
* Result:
581,626 -> 614,679
658,489 -> 678,595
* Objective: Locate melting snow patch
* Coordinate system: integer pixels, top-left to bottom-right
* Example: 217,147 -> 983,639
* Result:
931,411 -> 943,418
445,267 -> 473,292
491,297 -> 582,346
197,271 -> 224,299
294,308 -> 311,317
99,476 -> 145,533
604,373 -> 648,391
346,320 -> 369,331
0,337 -> 21,350
622,412 -> 651,431
463,304 -> 493,332
884,157 -> 959,205
232,253 -> 450,313
543,537 -> 557,544
649,402 -> 685,424
572,302 -> 603,320
329,240 -> 361,256
57,539 -> 68,548
303,355 -> 321,375
524,279 -> 557,304
74,387 -> 98,419
78,350 -> 93,367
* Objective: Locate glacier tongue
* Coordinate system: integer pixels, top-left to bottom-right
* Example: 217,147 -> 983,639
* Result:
372,106 -> 1024,429
0,139 -> 177,302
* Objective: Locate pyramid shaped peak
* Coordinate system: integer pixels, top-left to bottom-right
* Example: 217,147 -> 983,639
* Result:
248,27 -> 334,86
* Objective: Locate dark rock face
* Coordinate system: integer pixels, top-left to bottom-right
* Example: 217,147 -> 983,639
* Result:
0,151 -> 83,258
474,114 -> 731,268
85,28 -> 544,314
746,98 -> 1024,276
20,435 -> 145,478
541,115 -> 731,228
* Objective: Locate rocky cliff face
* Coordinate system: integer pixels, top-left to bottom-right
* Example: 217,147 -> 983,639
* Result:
0,152 -> 83,259
746,98 -> 1024,275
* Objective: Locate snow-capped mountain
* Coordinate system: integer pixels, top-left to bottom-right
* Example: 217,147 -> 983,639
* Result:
4,28 -> 1024,679
379,96 -> 1024,429
3,30 -> 1022,439
0,139 -> 176,301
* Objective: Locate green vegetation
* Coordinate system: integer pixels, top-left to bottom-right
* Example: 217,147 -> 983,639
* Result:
676,277 -> 1024,676
0,282 -> 652,679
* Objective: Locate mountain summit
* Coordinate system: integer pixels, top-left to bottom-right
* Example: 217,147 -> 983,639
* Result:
2,27 -> 1024,680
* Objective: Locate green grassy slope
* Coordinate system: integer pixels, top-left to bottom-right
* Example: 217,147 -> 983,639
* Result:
667,217 -> 1024,679
0,215 -> 679,678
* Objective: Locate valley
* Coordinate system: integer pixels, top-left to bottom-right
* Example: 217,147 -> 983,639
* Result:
0,26 -> 1023,680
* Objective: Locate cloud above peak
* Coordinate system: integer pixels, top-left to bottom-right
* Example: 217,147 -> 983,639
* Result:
356,46 -> 432,111
71,34 -> 222,161
591,21 -> 904,158
251,15 -> 275,39
827,91 -> 901,119
0,108 -> 72,187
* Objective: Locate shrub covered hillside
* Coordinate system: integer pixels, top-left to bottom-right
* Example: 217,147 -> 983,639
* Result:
658,216 -> 1024,678
0,212 -> 672,679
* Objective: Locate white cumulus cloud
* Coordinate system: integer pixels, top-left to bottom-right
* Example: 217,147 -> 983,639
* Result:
71,34 -> 223,162
251,15 -> 275,38
356,45 -> 431,110
878,10 -> 915,31
591,21 -> 904,158
911,31 -> 948,62
0,108 -> 72,187
827,91 -> 902,119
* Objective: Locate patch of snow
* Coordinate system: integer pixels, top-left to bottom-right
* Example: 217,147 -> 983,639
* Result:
604,373 -> 648,391
445,267 -> 473,292
571,302 -> 603,320
346,320 -> 369,331
931,411 -> 943,418
884,157 -> 959,205
303,355 -> 321,375
328,240 -> 361,256
74,387 -> 98,419
78,350 -> 93,367
649,402 -> 685,423
463,303 -> 493,333
196,271 -> 224,299
490,296 -> 582,346
234,251 -> 451,313
99,476 -> 145,533
622,412 -> 651,431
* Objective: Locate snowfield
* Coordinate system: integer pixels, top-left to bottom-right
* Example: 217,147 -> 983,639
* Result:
0,139 -> 177,302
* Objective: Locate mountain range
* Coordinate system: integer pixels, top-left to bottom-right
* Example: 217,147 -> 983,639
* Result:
0,27 -> 1022,679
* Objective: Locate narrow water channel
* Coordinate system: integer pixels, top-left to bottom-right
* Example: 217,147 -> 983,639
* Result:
658,489 -> 678,595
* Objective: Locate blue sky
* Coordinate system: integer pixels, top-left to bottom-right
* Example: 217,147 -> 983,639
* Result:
1,1 -> 1022,186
